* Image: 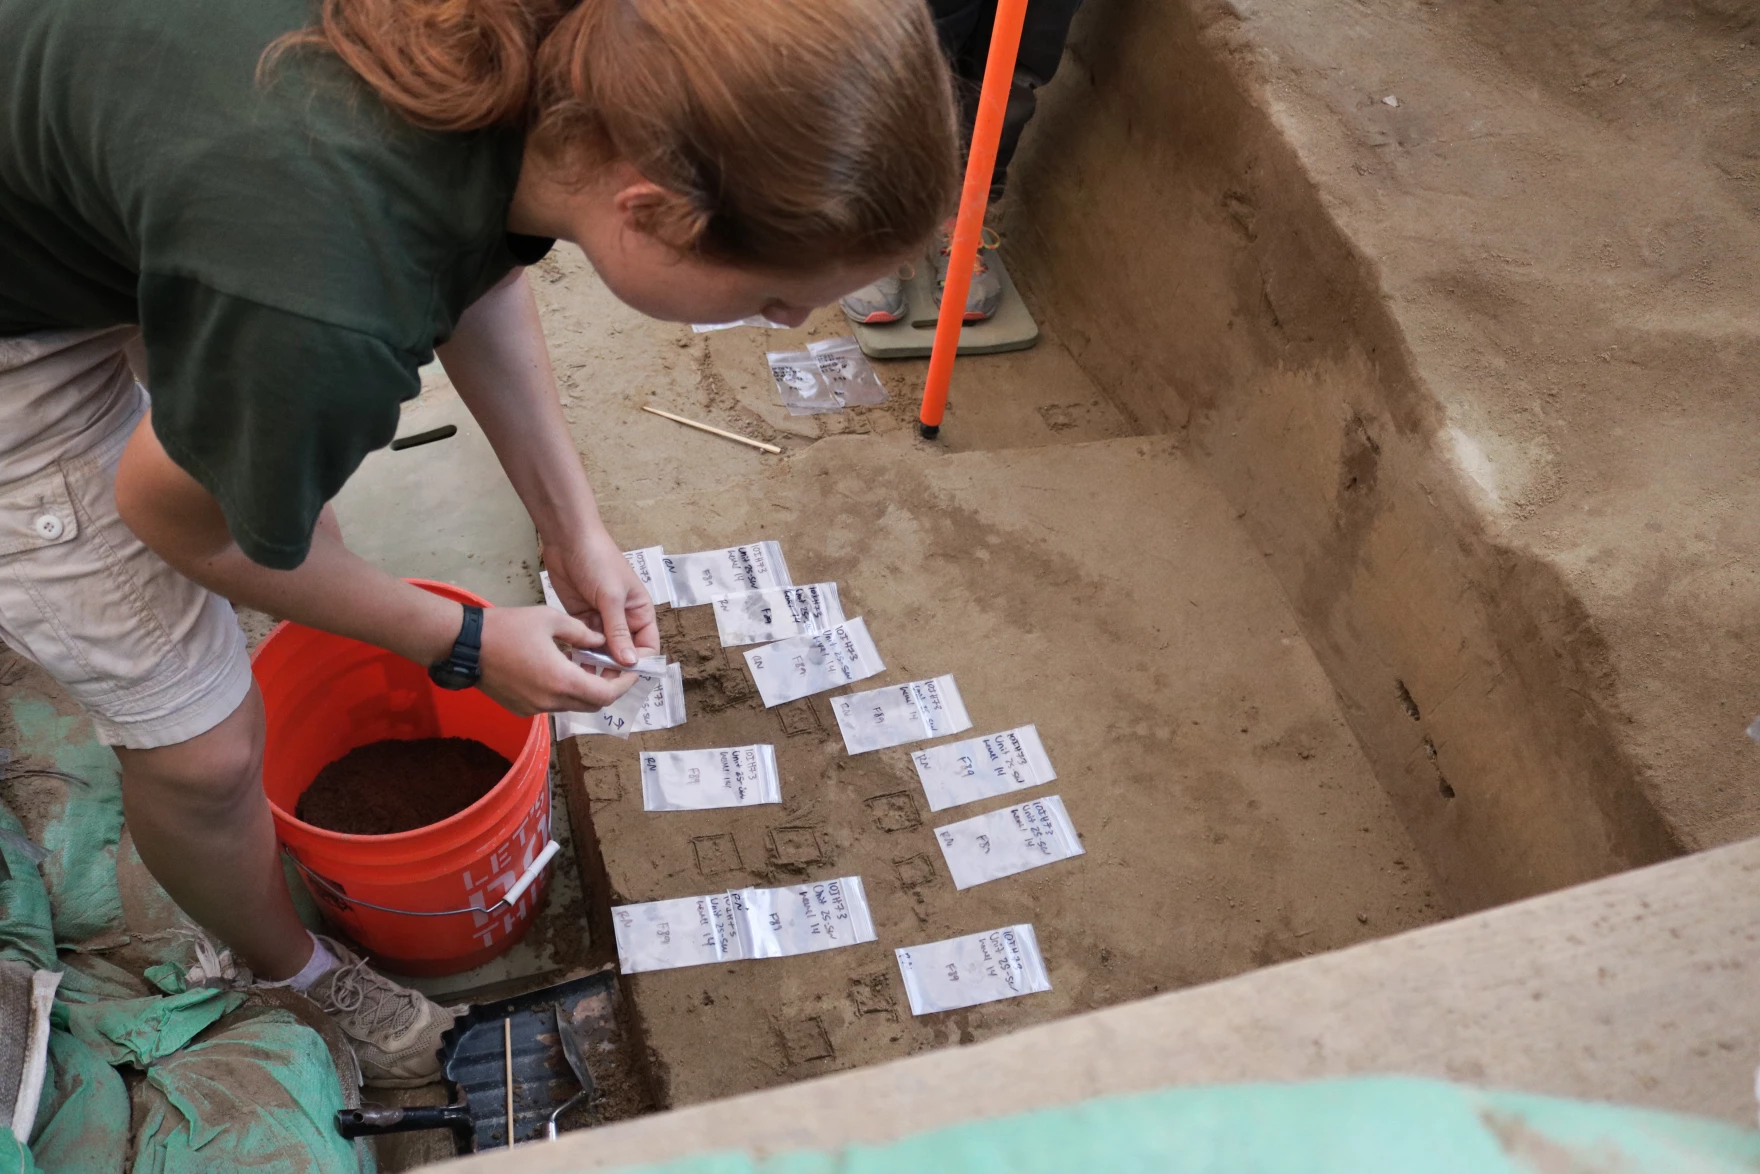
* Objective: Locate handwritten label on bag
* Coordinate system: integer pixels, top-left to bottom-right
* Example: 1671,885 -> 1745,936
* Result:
557,661 -> 686,739
934,795 -> 1084,890
640,745 -> 781,811
711,583 -> 845,648
744,618 -> 885,707
540,571 -> 686,739
895,924 -> 1051,1015
832,675 -> 972,755
664,541 -> 792,607
612,877 -> 877,973
912,725 -> 1056,812
621,546 -> 675,607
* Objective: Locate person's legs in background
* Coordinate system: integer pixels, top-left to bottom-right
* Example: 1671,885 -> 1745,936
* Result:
841,0 -> 1084,324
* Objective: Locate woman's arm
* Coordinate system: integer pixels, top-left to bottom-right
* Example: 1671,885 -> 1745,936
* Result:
114,415 -> 633,716
437,267 -> 658,664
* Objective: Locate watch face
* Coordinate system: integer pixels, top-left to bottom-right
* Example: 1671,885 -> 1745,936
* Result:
429,663 -> 478,691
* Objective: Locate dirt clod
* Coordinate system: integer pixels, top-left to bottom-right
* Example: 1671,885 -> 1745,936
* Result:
296,737 -> 510,835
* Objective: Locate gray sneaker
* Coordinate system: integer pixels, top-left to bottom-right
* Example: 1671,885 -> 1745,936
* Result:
305,936 -> 458,1088
840,273 -> 908,324
931,220 -> 1003,322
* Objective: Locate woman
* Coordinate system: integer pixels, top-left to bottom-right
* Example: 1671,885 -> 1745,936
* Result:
0,0 -> 957,1085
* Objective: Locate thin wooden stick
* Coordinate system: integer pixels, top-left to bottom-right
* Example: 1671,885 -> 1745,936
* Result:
641,405 -> 781,454
504,1017 -> 515,1147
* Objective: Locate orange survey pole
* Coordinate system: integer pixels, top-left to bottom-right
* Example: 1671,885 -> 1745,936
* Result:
918,0 -> 1030,439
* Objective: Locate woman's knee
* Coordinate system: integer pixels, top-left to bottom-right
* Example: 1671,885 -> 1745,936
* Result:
117,689 -> 264,811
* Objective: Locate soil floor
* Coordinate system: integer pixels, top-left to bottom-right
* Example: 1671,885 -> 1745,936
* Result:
526,247 -> 1442,1108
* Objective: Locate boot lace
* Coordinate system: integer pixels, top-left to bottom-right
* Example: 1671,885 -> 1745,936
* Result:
320,955 -> 421,1038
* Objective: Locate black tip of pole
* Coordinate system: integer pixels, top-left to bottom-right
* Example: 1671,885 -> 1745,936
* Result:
918,422 -> 941,440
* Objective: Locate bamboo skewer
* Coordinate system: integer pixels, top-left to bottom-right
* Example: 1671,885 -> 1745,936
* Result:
641,405 -> 781,454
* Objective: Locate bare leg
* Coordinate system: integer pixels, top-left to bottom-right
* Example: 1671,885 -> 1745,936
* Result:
113,682 -> 313,980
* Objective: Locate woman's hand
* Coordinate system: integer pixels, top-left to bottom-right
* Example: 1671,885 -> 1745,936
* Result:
542,525 -> 660,668
476,603 -> 643,716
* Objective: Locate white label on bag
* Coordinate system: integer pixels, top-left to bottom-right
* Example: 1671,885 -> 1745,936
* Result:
934,795 -> 1084,890
612,876 -> 876,973
711,583 -> 845,647
558,661 -> 687,739
895,924 -> 1051,1015
664,541 -> 792,607
744,618 -> 885,707
622,546 -> 675,607
640,745 -> 781,811
610,895 -> 726,973
540,571 -> 686,739
832,675 -> 972,755
912,725 -> 1056,812
739,876 -> 877,958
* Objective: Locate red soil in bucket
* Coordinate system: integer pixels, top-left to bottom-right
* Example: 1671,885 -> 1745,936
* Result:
254,580 -> 553,977
296,737 -> 512,836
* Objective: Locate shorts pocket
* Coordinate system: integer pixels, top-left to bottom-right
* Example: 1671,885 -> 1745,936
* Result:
0,466 -> 80,558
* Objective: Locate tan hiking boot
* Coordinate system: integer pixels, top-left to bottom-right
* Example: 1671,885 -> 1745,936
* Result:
305,936 -> 457,1087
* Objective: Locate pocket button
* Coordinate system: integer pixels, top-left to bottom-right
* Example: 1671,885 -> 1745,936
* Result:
33,514 -> 65,541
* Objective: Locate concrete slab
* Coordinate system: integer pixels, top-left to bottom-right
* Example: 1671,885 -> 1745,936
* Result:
445,835 -> 1760,1172
574,434 -> 1438,1109
331,366 -> 541,608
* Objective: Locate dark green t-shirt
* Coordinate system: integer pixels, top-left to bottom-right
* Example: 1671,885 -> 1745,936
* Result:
0,0 -> 552,568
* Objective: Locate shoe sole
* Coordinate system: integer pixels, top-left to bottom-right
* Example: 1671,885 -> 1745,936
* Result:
845,310 -> 904,325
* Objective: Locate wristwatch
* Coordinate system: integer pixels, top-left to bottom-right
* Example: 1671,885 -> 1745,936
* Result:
428,604 -> 485,690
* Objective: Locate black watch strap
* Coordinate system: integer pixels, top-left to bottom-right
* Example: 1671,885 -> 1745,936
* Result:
428,604 -> 484,690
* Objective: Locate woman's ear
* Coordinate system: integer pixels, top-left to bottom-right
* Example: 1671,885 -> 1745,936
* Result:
611,167 -> 709,252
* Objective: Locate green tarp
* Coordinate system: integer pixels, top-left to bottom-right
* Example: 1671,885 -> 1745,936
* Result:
611,1077 -> 1760,1174
2,695 -> 365,1174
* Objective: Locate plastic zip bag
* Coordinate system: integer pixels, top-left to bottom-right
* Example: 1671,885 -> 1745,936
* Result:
933,795 -> 1084,890
622,546 -> 675,607
808,336 -> 887,407
832,675 -> 971,755
664,541 -> 792,608
558,662 -> 686,739
743,618 -> 885,706
767,349 -> 840,416
895,924 -> 1051,1015
911,725 -> 1056,812
710,583 -> 844,647
640,745 -> 781,811
612,876 -> 876,973
540,571 -> 686,739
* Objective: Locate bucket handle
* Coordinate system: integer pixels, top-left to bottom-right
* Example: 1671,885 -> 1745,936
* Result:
286,840 -> 562,918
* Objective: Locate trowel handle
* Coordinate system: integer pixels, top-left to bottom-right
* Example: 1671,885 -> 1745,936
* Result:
335,1103 -> 473,1138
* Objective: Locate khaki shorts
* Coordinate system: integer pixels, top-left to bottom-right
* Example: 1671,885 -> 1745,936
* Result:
0,328 -> 251,749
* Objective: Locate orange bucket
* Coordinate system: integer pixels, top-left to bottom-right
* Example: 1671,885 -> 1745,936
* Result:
253,580 -> 557,976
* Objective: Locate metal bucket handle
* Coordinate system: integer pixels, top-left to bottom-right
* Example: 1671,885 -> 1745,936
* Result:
286,839 -> 562,918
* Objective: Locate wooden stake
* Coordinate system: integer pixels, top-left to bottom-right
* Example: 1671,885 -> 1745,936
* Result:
504,1018 -> 515,1147
641,405 -> 781,454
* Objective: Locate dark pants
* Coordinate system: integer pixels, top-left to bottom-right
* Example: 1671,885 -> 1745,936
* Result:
929,0 -> 1084,202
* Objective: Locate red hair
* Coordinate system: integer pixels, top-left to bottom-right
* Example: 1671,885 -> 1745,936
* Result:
271,0 -> 959,269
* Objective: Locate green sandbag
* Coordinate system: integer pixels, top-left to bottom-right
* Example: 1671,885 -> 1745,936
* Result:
24,1032 -> 129,1174
4,696 -> 125,946
0,805 -> 54,973
129,1004 -> 366,1174
57,989 -> 245,1070
614,1077 -> 1760,1174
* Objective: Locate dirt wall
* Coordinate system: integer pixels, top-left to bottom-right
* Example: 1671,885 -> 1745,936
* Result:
1003,0 -> 1684,910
